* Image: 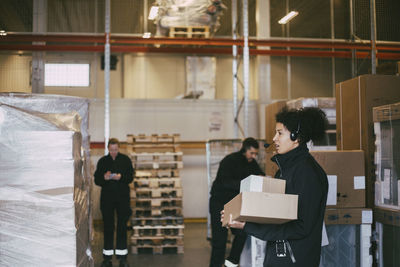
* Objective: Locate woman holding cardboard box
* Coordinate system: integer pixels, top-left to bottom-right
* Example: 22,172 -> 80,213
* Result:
223,107 -> 329,267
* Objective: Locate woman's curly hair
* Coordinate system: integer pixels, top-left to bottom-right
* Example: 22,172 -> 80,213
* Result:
275,107 -> 328,144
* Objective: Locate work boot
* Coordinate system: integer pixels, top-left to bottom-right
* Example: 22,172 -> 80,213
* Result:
119,259 -> 130,267
224,259 -> 238,267
101,259 -> 112,267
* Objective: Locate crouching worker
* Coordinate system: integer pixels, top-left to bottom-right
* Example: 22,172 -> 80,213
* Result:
209,137 -> 265,267
222,107 -> 329,267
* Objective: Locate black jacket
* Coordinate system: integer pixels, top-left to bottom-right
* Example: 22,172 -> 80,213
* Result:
210,151 -> 264,203
94,153 -> 134,202
244,145 -> 328,267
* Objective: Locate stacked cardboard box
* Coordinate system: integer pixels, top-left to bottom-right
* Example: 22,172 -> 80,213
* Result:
222,175 -> 298,226
127,134 -> 184,254
336,74 -> 400,207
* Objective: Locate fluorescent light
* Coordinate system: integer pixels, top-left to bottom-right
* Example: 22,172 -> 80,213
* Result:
143,32 -> 151,38
278,11 -> 299,24
148,6 -> 159,20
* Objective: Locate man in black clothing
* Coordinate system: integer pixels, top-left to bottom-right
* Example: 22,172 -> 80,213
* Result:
94,138 -> 134,267
209,138 -> 264,267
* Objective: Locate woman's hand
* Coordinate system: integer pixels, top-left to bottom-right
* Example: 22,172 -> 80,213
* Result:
220,210 -> 246,229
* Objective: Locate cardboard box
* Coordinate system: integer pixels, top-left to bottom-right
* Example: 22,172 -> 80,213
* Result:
240,175 -> 285,193
324,208 -> 373,225
266,150 -> 366,208
311,150 -> 366,208
336,75 -> 400,207
374,206 -> 400,227
222,191 -> 298,226
265,101 -> 286,145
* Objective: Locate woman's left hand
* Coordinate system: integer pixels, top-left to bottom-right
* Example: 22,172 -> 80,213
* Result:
220,210 -> 246,229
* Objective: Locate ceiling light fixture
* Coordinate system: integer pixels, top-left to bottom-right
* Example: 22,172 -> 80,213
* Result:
278,11 -> 299,24
148,6 -> 159,20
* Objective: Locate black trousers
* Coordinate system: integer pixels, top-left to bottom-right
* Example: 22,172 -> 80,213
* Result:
101,195 -> 131,260
209,196 -> 247,267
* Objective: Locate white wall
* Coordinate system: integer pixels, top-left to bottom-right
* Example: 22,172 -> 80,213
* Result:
88,98 -> 259,142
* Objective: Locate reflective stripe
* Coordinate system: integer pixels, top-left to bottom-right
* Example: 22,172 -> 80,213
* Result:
115,249 -> 128,255
103,249 -> 114,256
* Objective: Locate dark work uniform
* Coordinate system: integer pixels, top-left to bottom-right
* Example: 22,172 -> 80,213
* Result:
94,153 -> 134,260
244,145 -> 328,267
209,151 -> 264,267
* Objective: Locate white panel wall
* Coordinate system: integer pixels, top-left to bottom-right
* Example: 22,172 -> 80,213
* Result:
89,98 -> 259,142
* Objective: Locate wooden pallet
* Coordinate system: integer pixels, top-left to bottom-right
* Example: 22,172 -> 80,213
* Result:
133,206 -> 183,217
127,144 -> 181,154
130,235 -> 184,246
132,225 -> 184,237
130,152 -> 183,165
133,160 -> 183,170
127,134 -> 180,144
131,197 -> 183,208
131,216 -> 184,226
130,244 -> 184,254
135,169 -> 180,178
133,177 -> 182,189
131,187 -> 183,198
169,26 -> 209,38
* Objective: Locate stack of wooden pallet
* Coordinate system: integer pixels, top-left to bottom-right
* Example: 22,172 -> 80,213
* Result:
127,134 -> 184,254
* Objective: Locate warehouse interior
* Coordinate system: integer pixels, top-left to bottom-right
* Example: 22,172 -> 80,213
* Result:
1,0 -> 400,266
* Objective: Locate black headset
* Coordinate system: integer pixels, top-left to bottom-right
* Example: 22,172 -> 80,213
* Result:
290,121 -> 301,141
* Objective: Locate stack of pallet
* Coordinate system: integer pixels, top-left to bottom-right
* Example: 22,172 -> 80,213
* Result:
127,134 -> 184,254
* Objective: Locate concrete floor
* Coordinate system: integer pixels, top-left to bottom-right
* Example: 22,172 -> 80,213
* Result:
92,222 -> 212,267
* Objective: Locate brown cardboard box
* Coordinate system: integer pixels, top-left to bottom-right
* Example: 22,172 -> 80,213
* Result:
374,207 -> 400,226
311,150 -> 366,208
222,192 -> 298,226
265,101 -> 286,144
240,175 -> 285,193
336,75 -> 400,207
266,150 -> 366,208
325,208 -> 372,225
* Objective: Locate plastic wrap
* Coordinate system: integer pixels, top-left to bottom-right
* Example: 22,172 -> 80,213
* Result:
0,94 -> 92,267
155,0 -> 226,31
186,56 -> 216,99
374,102 -> 400,209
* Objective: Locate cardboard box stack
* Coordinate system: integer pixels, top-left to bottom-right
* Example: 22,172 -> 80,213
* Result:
0,96 -> 91,267
336,74 -> 400,208
127,134 -> 184,254
222,175 -> 298,226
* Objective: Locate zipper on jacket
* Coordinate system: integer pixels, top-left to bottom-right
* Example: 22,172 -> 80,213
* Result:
285,240 -> 296,263
275,157 -> 283,178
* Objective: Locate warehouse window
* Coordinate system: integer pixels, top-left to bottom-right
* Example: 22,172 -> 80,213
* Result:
44,63 -> 90,87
